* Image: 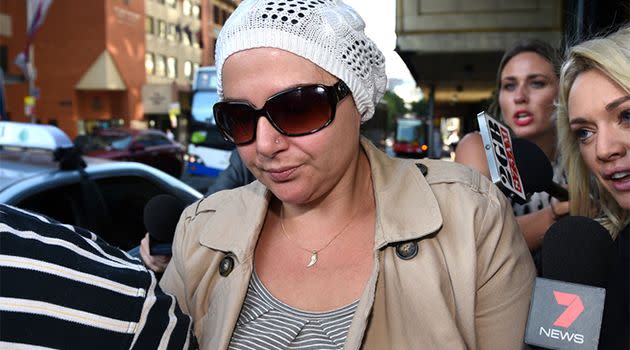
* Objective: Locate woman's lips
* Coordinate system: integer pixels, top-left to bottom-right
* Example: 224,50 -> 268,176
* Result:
267,166 -> 298,182
607,170 -> 630,191
512,110 -> 534,127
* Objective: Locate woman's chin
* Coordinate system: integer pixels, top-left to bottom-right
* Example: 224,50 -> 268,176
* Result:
512,126 -> 553,141
610,191 -> 630,211
268,183 -> 315,205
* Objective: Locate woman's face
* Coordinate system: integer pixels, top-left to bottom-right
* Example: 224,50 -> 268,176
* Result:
568,69 -> 630,210
499,52 -> 558,140
221,48 -> 362,204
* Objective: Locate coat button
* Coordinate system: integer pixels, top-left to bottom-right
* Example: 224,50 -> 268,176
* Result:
395,241 -> 418,260
416,163 -> 428,176
219,256 -> 234,277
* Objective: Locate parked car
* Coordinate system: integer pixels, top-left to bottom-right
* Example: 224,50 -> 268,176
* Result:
84,128 -> 185,178
0,121 -> 202,251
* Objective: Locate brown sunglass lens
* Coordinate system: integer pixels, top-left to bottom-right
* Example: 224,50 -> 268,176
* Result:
219,104 -> 257,143
266,86 -> 333,135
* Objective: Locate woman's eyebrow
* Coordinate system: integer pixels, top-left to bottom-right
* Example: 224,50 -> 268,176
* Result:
569,117 -> 589,126
501,73 -> 550,81
605,95 -> 630,111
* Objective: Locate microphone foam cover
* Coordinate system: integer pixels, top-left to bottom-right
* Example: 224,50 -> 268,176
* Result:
143,194 -> 186,243
512,137 -> 554,194
542,216 -> 613,288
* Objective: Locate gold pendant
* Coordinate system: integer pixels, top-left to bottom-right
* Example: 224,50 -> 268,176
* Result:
307,251 -> 318,267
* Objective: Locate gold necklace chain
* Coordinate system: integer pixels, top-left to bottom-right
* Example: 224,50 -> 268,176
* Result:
280,205 -> 360,268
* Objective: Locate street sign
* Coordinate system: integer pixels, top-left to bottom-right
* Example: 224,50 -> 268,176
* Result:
24,96 -> 36,117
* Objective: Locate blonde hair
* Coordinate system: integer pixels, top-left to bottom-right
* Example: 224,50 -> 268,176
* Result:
557,26 -> 630,239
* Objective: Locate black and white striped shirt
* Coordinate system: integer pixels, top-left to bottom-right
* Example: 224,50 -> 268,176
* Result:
512,160 -> 567,216
229,270 -> 358,350
0,204 -> 195,349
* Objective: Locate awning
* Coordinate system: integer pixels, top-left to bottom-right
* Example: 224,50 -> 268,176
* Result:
75,51 -> 126,91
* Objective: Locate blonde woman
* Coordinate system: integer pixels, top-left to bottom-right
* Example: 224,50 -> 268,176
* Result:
556,26 -> 629,349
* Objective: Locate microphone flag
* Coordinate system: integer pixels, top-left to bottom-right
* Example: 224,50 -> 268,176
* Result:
477,111 -> 527,203
525,278 -> 605,349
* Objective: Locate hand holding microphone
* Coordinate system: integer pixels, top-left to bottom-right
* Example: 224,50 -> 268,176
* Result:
140,194 -> 186,273
140,234 -> 171,273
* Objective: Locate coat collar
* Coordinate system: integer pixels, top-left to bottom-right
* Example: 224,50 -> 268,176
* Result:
196,138 -> 443,260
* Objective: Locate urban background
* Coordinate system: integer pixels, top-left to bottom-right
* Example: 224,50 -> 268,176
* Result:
1,0 -> 628,183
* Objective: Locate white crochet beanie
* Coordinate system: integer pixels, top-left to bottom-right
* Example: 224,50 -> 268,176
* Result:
215,0 -> 387,122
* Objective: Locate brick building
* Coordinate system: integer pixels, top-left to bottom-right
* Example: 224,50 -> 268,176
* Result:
1,0 -> 238,139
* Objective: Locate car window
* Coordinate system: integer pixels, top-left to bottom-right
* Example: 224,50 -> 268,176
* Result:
18,184 -> 84,226
135,134 -> 154,147
151,134 -> 171,146
91,134 -> 133,150
16,175 -> 166,250
96,175 -> 165,249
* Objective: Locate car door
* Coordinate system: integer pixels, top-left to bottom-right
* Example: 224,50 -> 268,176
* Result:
146,133 -> 183,177
129,133 -> 155,168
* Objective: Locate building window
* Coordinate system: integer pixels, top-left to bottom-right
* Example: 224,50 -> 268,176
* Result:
145,52 -> 155,75
165,0 -> 176,8
167,23 -> 176,41
175,24 -> 182,42
192,31 -> 200,48
145,16 -> 154,34
192,4 -> 201,19
167,57 -> 177,79
223,9 -> 232,24
182,0 -> 192,16
157,20 -> 167,38
156,54 -> 166,77
184,61 -> 193,80
213,5 -> 220,24
182,27 -> 191,46
0,46 -> 7,73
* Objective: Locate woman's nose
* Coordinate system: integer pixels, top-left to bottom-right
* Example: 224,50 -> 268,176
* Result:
254,116 -> 285,155
513,84 -> 529,104
596,125 -> 626,162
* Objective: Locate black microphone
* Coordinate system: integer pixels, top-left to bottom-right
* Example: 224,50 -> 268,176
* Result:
511,137 -> 569,202
143,194 -> 186,256
525,216 -> 613,349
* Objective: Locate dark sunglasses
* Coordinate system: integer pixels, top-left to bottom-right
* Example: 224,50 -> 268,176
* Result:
213,80 -> 351,145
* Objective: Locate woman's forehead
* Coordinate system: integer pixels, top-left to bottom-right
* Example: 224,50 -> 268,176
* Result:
223,48 -> 336,83
221,48 -> 337,102
502,51 -> 554,77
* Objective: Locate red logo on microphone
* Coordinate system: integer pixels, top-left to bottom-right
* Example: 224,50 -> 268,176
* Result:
553,291 -> 585,328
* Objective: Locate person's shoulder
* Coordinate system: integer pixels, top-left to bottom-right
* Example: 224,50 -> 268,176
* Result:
454,132 -> 491,178
417,158 -> 487,188
415,158 -> 506,207
454,132 -> 485,158
0,204 -> 193,349
180,181 -> 267,231
458,131 -> 483,145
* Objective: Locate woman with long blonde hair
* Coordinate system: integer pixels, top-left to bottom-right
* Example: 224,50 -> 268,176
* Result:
556,26 -> 629,349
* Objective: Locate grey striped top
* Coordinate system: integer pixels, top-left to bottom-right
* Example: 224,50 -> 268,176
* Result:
228,270 -> 358,350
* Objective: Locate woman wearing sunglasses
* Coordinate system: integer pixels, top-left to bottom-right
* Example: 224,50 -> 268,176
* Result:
556,27 -> 629,349
159,1 -> 535,349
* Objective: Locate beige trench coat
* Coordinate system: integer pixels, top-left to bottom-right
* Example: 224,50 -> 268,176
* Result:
160,138 -> 536,349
